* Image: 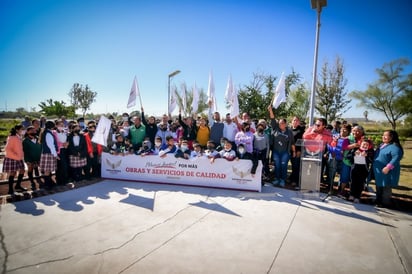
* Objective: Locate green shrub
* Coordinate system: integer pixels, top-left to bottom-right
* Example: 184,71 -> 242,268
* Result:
397,128 -> 412,138
0,119 -> 21,143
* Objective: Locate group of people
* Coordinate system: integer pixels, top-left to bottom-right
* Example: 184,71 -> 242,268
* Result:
3,116 -> 101,195
304,119 -> 404,207
2,107 -> 404,208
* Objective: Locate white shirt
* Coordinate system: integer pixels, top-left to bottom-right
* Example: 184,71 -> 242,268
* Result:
45,132 -> 58,157
223,122 -> 238,142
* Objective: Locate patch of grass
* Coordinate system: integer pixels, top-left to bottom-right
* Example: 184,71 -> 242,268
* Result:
395,140 -> 412,197
0,119 -> 21,143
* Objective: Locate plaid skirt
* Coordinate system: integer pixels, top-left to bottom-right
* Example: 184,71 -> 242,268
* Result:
2,158 -> 25,173
40,153 -> 57,173
69,155 -> 87,168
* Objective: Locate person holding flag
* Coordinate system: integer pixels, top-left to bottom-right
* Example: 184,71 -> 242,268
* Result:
268,105 -> 295,188
207,70 -> 224,145
178,107 -> 197,150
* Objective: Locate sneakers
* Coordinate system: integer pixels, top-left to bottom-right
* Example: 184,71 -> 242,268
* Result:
279,179 -> 286,188
272,179 -> 280,186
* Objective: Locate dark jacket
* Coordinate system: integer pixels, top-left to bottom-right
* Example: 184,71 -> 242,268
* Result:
67,133 -> 88,158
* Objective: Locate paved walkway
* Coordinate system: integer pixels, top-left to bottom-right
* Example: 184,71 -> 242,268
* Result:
1,180 -> 411,274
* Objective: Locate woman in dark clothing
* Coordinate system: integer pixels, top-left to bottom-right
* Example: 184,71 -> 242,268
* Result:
67,123 -> 88,182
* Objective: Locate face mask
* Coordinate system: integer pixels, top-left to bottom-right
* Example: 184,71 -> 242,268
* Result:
258,128 -> 264,133
238,148 -> 245,154
220,142 -> 225,147
155,142 -> 162,147
79,122 -> 85,127
181,145 -> 188,151
207,146 -> 214,151
122,116 -> 128,122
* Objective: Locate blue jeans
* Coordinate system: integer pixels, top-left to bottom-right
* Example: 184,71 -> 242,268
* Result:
340,164 -> 351,185
273,151 -> 290,180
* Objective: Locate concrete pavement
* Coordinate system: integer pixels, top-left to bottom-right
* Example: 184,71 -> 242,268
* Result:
0,180 -> 411,274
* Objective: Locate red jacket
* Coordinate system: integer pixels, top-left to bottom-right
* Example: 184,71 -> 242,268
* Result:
84,132 -> 103,156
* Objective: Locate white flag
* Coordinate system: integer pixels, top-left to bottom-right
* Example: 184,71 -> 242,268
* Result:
272,72 -> 286,109
207,71 -> 217,112
92,115 -> 112,147
127,76 -> 139,108
224,74 -> 233,105
181,83 -> 187,113
230,86 -> 240,118
169,86 -> 177,114
192,82 -> 199,114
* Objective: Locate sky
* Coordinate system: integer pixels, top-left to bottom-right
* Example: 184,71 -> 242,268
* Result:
1,0 -> 411,121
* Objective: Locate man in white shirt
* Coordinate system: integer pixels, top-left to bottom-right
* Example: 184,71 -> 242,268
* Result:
223,113 -> 238,149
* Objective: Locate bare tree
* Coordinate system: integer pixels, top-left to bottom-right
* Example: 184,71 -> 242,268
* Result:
315,56 -> 352,123
350,58 -> 411,130
68,83 -> 97,118
363,110 -> 369,121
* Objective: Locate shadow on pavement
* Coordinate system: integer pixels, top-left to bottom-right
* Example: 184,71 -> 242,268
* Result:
9,179 -> 393,227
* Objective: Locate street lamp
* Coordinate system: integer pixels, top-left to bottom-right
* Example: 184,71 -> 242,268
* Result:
168,70 -> 181,116
308,0 -> 327,126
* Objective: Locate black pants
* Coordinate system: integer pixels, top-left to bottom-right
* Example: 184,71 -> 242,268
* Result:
350,164 -> 368,199
253,149 -> 269,176
87,152 -> 101,178
290,156 -> 301,184
56,148 -> 69,185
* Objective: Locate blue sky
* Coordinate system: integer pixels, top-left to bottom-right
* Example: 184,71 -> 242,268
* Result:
1,0 -> 411,121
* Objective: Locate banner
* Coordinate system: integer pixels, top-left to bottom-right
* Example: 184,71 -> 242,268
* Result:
102,153 -> 262,192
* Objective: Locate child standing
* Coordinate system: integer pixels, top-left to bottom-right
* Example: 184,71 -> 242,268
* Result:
349,139 -> 374,203
3,125 -> 26,195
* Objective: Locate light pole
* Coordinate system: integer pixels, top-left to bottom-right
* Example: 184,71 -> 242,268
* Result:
309,0 -> 327,126
168,70 -> 181,116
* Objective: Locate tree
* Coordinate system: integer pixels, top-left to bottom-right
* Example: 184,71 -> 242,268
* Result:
285,82 -> 310,122
238,72 -> 274,119
238,70 -> 307,120
174,82 -> 208,117
315,56 -> 351,123
15,107 -> 26,117
363,110 -> 369,121
68,83 -> 97,118
350,58 -> 411,130
38,99 -> 75,117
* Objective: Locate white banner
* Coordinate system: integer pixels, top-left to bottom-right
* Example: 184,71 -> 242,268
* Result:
101,152 -> 262,192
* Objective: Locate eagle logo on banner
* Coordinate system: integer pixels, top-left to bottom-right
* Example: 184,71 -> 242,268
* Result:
106,159 -> 122,169
232,165 -> 251,178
